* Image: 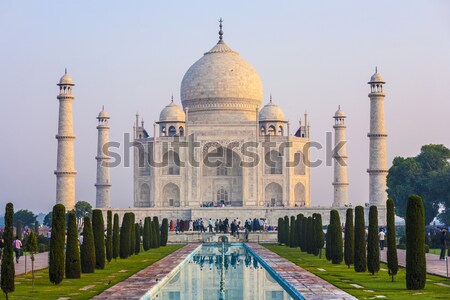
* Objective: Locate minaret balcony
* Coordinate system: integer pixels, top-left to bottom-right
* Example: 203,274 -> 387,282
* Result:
367,133 -> 388,138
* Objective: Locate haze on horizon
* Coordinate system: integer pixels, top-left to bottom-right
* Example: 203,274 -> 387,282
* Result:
1,0 -> 449,215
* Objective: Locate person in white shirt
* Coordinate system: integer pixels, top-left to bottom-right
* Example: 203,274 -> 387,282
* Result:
378,229 -> 386,250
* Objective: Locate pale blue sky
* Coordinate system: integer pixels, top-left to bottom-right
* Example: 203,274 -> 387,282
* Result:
1,1 -> 450,214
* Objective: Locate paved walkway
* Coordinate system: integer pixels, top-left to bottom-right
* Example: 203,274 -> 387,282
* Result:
14,252 -> 49,276
247,243 -> 356,300
380,248 -> 450,278
93,243 -> 201,300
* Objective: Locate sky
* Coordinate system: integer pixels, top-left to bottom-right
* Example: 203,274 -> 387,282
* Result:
1,0 -> 450,214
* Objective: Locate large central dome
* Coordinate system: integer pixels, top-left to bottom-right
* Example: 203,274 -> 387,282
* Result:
180,27 -> 263,123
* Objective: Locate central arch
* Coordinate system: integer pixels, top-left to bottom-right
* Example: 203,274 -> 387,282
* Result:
162,183 -> 180,207
264,182 -> 283,207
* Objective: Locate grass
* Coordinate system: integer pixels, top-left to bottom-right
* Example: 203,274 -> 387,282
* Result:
263,244 -> 450,300
8,244 -> 184,300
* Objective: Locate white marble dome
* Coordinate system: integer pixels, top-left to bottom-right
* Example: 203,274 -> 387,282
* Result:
369,70 -> 385,83
259,99 -> 285,121
98,107 -> 109,119
159,101 -> 185,122
334,107 -> 345,118
180,39 -> 263,122
58,69 -> 74,85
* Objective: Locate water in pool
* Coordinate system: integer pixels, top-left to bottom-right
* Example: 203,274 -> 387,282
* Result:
150,243 -> 296,300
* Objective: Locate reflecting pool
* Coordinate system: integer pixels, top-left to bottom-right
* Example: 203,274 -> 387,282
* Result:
149,243 -> 299,300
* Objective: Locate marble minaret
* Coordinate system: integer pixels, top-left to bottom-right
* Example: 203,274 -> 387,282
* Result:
55,69 -> 77,210
332,106 -> 349,207
95,107 -> 111,208
367,68 -> 388,207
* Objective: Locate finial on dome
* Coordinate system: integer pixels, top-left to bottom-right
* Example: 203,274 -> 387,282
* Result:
270,94 -> 272,103
338,105 -> 341,110
171,94 -> 174,103
218,18 -> 224,43
375,66 -> 378,73
102,105 -> 105,111
65,68 -> 67,75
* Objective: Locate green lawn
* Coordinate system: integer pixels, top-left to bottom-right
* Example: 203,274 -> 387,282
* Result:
8,244 -> 184,300
264,244 -> 450,300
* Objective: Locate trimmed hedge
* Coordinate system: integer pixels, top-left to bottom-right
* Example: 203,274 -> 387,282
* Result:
112,213 -> 120,260
289,216 -> 297,248
161,218 -> 169,246
344,208 -> 354,268
284,216 -> 290,247
106,210 -> 113,263
314,213 -> 324,256
153,217 -> 161,248
386,199 -> 398,281
65,212 -> 81,279
354,206 -> 366,272
1,203 -> 15,298
81,216 -> 96,273
277,218 -> 284,245
367,206 -> 380,274
328,210 -> 343,264
143,217 -> 150,251
92,209 -> 105,269
120,213 -> 131,259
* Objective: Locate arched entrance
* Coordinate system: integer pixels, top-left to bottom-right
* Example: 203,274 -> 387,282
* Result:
265,182 -> 283,207
162,183 -> 180,207
294,182 -> 306,207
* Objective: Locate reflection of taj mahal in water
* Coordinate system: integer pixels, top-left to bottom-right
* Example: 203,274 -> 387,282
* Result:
133,21 -> 312,209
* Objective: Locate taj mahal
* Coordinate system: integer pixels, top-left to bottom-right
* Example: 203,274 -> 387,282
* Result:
54,21 -> 388,225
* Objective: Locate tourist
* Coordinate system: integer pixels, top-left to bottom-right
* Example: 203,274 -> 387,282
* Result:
0,235 -> 4,260
378,229 -> 385,250
208,218 -> 213,232
13,235 -> 22,264
169,220 -> 174,232
440,230 -> 447,260
189,220 -> 193,231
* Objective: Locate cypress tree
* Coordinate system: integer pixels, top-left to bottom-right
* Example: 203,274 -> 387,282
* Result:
406,195 -> 426,290
153,217 -> 161,248
143,217 -> 150,250
314,214 -> 324,257
1,203 -> 15,300
284,216 -> 290,247
134,223 -> 141,254
306,216 -> 314,254
16,221 -> 23,241
81,216 -> 95,273
386,199 -> 398,282
328,210 -> 343,264
92,209 -> 105,269
344,208 -> 354,268
27,230 -> 38,290
119,213 -> 130,259
277,218 -> 284,245
152,220 -> 159,248
296,214 -> 303,249
150,220 -> 157,249
367,206 -> 380,274
325,223 -> 332,261
129,213 -> 136,255
112,213 -> 120,260
49,204 -> 65,285
161,218 -> 169,246
65,212 -> 81,279
301,217 -> 307,252
34,221 -> 39,236
106,210 -> 113,263
290,216 -> 297,248
354,206 -> 366,272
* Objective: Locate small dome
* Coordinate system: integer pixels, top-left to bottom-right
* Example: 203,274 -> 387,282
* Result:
159,101 -> 185,122
368,68 -> 385,83
259,98 -> 285,122
58,69 -> 74,86
98,106 -> 109,119
334,106 -> 346,118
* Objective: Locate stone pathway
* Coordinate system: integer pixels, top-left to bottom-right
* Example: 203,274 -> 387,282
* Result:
246,243 -> 357,300
380,249 -> 450,278
14,252 -> 49,276
92,243 -> 201,300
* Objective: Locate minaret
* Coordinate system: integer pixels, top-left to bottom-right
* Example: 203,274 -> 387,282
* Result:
332,106 -> 349,207
95,106 -> 111,208
55,69 -> 77,210
367,68 -> 388,207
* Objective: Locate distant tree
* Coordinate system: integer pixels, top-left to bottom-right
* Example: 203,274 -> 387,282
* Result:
75,201 -> 93,230
289,216 -> 297,248
43,211 -> 52,227
112,213 -> 120,260
16,221 -> 23,240
81,216 -> 95,273
34,221 -> 39,236
14,209 -> 37,227
284,216 -> 290,247
49,204 -> 65,285
296,214 -> 303,249
27,230 -> 38,290
406,195 -> 426,290
314,213 -> 324,257
367,206 -> 380,275
354,206 -> 366,272
387,144 -> 450,225
344,208 -> 354,268
134,223 -> 141,254
106,211 -> 113,263
153,217 -> 160,248
161,218 -> 169,246
120,213 -> 131,258
92,210 -> 105,269
301,217 -> 307,252
65,212 -> 81,279
1,203 -> 15,300
328,210 -> 343,264
277,218 -> 284,245
386,199 -> 398,282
